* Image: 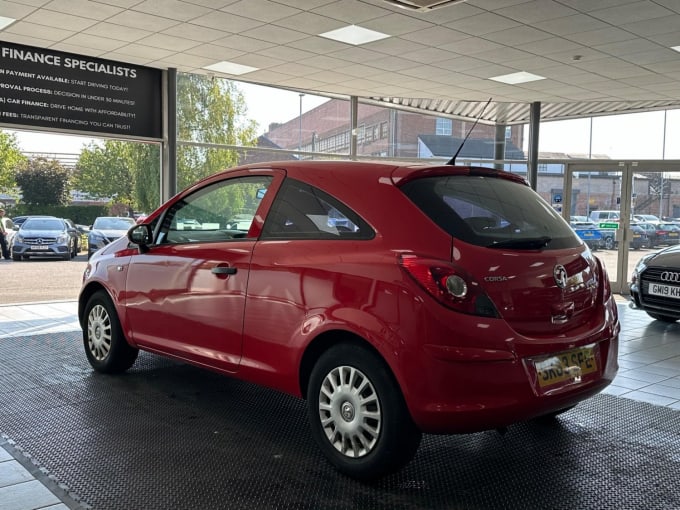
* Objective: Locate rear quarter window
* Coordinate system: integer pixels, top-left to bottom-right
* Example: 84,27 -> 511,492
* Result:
401,175 -> 581,250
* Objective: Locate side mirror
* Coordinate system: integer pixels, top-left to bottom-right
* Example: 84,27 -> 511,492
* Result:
128,224 -> 152,253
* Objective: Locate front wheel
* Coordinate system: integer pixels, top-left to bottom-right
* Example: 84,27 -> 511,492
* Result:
307,343 -> 421,480
604,236 -> 615,250
83,290 -> 138,373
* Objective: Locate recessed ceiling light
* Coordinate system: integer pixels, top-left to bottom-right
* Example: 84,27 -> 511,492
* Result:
203,61 -> 258,76
0,16 -> 16,31
489,71 -> 546,85
671,46 -> 680,53
319,25 -> 390,46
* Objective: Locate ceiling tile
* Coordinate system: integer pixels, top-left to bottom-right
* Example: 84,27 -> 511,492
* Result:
184,43 -> 244,60
312,0 -> 392,24
5,20 -> 73,40
24,8 -> 97,30
533,14 -> 609,36
106,10 -> 179,32
220,0 -> 301,22
444,12 -> 520,36
0,1 -> 38,18
212,34 -> 276,52
60,32 -> 127,51
159,23 -> 228,43
495,0 -> 579,23
482,25 -> 552,45
137,33 -> 201,52
131,0 -> 212,21
114,42 -> 175,60
398,25 -> 469,47
361,12 -> 432,36
189,10 -> 262,32
272,12 -> 343,35
83,22 -> 151,42
589,1 -> 674,25
42,0 -> 123,19
620,14 -> 680,37
561,27 -> 638,47
241,24 -> 307,45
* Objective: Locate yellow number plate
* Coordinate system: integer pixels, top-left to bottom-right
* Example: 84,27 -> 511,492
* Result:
534,345 -> 598,388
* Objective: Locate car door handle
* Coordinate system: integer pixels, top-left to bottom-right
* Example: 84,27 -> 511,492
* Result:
212,266 -> 237,275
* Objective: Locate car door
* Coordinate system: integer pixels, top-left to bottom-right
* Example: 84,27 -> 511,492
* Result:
124,171 -> 280,373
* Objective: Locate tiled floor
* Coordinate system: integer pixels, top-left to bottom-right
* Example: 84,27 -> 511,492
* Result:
0,297 -> 678,509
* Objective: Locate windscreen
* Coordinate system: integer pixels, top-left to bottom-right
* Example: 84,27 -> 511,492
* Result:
401,175 -> 581,250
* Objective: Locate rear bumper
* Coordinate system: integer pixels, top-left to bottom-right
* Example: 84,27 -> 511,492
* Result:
398,297 -> 620,434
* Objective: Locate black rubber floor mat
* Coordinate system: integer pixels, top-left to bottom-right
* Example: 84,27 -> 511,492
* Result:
1,332 -> 679,510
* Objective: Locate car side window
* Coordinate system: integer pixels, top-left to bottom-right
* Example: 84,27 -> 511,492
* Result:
158,175 -> 273,245
261,178 -> 373,240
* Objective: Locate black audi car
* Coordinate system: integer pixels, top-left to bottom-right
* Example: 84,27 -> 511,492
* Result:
630,245 -> 680,322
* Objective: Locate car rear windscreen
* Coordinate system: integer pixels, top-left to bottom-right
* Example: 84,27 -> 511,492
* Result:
401,175 -> 581,250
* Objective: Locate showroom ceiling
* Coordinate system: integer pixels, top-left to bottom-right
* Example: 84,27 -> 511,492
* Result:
2,0 -> 680,124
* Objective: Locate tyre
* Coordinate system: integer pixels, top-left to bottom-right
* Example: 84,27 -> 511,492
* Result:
83,290 -> 138,373
604,236 -> 615,250
647,312 -> 678,323
12,254 -> 20,261
307,343 -> 421,480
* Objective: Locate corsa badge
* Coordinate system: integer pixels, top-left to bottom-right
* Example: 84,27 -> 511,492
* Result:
554,265 -> 568,289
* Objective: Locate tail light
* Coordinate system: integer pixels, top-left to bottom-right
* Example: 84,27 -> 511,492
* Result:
399,254 -> 498,317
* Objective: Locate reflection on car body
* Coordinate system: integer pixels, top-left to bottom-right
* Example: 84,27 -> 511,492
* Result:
79,160 -> 619,480
88,216 -> 137,259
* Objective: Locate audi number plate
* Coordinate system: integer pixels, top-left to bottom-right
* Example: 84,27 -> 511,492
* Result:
648,283 -> 680,299
30,246 -> 49,250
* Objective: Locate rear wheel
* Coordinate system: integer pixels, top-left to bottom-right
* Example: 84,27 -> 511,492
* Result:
83,290 -> 138,373
604,236 -> 615,250
307,343 -> 421,480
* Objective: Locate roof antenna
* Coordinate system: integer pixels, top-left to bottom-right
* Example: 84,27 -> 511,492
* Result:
446,97 -> 493,166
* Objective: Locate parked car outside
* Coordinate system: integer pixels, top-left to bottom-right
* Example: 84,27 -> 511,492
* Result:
630,245 -> 680,322
633,214 -> 661,224
655,223 -> 680,246
629,224 -> 648,250
569,220 -> 603,250
62,218 -> 82,255
589,210 -> 620,223
79,161 -> 620,480
88,216 -> 137,259
635,222 -> 667,248
11,216 -> 79,261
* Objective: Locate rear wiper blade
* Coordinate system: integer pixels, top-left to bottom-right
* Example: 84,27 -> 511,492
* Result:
487,236 -> 552,249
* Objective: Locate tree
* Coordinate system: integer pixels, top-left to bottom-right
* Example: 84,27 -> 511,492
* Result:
0,131 -> 27,193
176,73 -> 258,190
73,74 -> 256,213
15,157 -> 71,205
73,141 -> 160,213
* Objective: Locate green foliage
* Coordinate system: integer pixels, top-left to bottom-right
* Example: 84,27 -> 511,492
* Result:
176,74 -> 258,189
73,141 -> 160,214
15,157 -> 71,205
0,131 -> 27,192
72,74 -> 256,214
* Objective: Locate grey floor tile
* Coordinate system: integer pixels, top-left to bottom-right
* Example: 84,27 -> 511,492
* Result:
0,460 -> 34,488
621,391 -> 678,407
0,480 -> 60,510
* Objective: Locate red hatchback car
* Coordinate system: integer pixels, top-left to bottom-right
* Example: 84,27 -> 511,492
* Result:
79,160 -> 620,480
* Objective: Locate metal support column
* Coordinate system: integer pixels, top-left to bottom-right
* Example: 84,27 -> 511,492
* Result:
161,68 -> 177,203
494,124 -> 506,170
527,102 -> 541,190
350,96 -> 358,159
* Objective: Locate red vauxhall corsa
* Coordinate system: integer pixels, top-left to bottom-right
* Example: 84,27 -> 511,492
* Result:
79,160 -> 619,480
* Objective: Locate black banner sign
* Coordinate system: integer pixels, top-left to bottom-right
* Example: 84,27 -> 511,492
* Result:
0,41 -> 162,139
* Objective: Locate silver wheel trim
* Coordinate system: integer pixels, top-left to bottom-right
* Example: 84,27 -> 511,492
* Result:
318,365 -> 381,458
87,304 -> 112,361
